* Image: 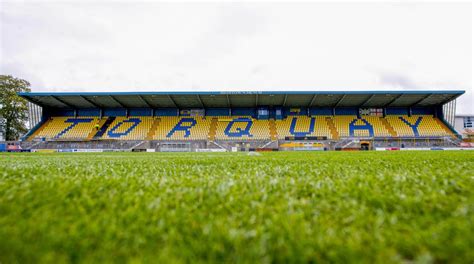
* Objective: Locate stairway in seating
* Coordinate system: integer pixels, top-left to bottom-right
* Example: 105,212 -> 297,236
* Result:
145,118 -> 161,140
93,116 -> 116,139
27,119 -> 52,141
269,119 -> 278,140
435,118 -> 457,139
86,118 -> 107,140
380,117 -> 398,137
325,117 -> 339,140
208,117 -> 218,141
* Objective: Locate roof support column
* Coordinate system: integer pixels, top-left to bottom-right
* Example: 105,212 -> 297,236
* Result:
453,100 -> 456,123
74,109 -> 77,118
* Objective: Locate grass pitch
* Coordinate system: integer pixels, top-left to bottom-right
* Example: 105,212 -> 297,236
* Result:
0,151 -> 473,263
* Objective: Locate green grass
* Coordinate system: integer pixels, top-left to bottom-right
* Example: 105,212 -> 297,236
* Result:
0,151 -> 473,263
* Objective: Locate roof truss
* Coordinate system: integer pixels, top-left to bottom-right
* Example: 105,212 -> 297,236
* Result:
167,95 -> 178,108
50,95 -> 74,108
138,95 -> 153,108
80,96 -> 101,108
411,93 -> 433,107
109,95 -> 126,108
334,94 -> 346,107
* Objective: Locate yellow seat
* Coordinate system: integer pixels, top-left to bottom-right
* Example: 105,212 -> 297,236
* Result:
214,116 -> 270,140
34,116 -> 98,140
101,117 -> 154,140
275,116 -> 332,139
386,115 -> 450,137
153,116 -> 211,140
31,114 -> 453,141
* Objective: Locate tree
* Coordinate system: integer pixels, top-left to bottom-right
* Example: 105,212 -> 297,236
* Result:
0,75 -> 31,140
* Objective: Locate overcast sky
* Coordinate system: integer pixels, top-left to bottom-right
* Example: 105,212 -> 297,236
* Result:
0,1 -> 472,114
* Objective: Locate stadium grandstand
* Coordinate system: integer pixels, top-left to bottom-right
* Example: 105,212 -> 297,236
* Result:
13,90 -> 467,152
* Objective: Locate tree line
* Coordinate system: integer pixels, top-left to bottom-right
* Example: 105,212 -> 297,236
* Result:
0,75 -> 31,141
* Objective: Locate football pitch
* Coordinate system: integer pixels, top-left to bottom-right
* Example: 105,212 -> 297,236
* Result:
0,151 -> 473,263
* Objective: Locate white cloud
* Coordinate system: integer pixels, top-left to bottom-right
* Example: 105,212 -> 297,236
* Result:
0,1 -> 472,114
